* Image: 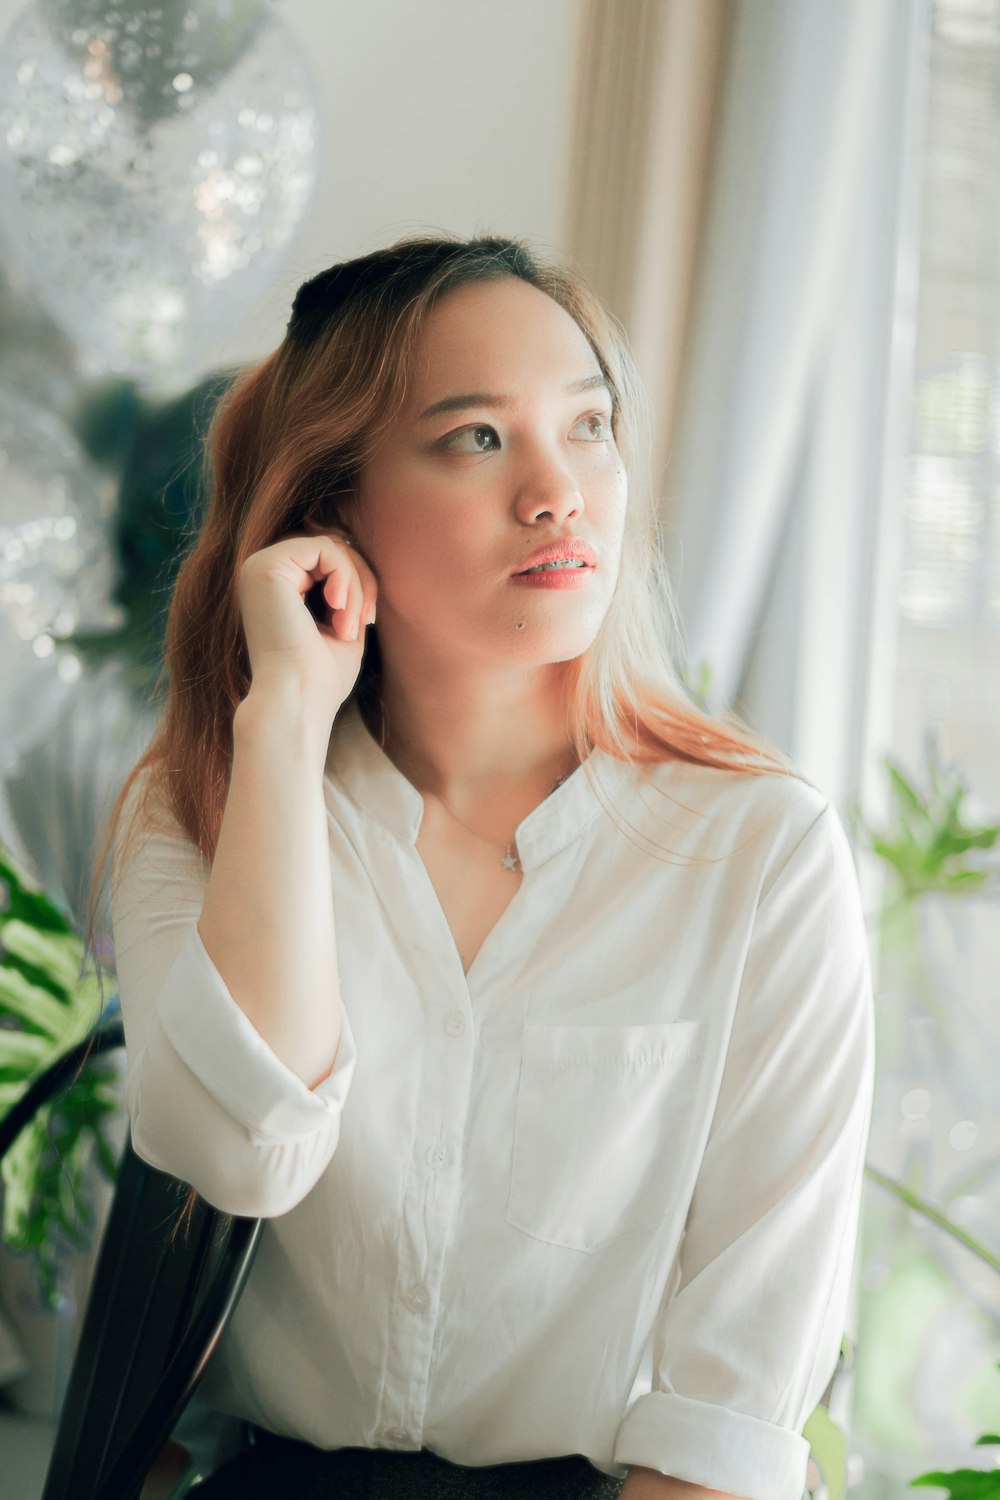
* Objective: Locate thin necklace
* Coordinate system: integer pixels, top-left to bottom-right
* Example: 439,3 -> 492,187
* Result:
375,699 -> 573,874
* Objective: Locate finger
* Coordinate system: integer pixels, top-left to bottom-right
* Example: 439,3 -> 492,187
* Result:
324,565 -> 351,614
322,536 -> 376,633
270,533 -> 371,632
302,535 -> 356,615
336,569 -> 362,640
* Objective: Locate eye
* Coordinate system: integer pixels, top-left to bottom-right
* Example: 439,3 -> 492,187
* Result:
572,411 -> 613,442
441,424 -> 501,454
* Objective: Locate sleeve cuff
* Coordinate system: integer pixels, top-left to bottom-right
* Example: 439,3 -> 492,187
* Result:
155,923 -> 358,1143
613,1390 -> 810,1500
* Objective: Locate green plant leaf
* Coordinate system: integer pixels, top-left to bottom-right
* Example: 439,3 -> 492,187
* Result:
944,870 -> 990,889
886,761 -> 929,823
0,836 -> 121,1307
908,1366 -> 1000,1494
0,965 -> 72,1039
803,1404 -> 847,1500
1,920 -> 85,1001
909,1469 -> 1000,1498
0,1057 -> 122,1309
0,1029 -> 55,1076
856,743 -> 999,902
2,1108 -> 51,1243
0,851 -> 73,933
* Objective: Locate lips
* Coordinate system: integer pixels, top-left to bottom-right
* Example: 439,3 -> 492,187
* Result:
512,537 -> 597,574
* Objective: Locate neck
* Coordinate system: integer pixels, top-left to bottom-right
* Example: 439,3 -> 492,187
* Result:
359,672 -> 582,812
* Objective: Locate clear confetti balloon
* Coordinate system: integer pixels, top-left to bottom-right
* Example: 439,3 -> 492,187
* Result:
0,263 -> 82,420
0,391 -> 123,770
3,653 -> 160,940
0,0 -> 320,389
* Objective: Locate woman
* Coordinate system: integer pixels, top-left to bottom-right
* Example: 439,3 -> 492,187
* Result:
91,235 -> 875,1500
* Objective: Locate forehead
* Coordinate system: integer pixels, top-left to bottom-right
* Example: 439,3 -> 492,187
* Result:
403,276 -> 601,402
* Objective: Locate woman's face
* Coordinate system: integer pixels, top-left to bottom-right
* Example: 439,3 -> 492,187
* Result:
349,275 -> 628,676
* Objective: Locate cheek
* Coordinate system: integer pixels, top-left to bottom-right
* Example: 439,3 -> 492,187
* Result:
612,453 -> 629,503
374,510 -> 491,607
582,441 -> 625,481
590,453 -> 628,516
363,472 -> 434,551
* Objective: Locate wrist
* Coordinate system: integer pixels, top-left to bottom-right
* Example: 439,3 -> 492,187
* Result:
235,679 -> 338,771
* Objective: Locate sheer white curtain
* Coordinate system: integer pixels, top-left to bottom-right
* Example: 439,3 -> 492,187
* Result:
563,0 -> 728,498
674,0 -> 930,810
565,0 -> 930,809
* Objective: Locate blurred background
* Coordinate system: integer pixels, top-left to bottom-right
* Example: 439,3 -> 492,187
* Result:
0,1 -> 997,1497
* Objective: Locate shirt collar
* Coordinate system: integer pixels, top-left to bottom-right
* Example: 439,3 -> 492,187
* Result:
324,697 -> 635,873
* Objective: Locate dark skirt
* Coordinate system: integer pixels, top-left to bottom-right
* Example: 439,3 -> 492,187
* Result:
190,1430 -> 628,1498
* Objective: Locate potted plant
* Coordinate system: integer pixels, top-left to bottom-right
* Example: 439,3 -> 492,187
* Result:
0,839 -> 122,1415
846,744 -> 1000,1496
910,1368 -> 1000,1498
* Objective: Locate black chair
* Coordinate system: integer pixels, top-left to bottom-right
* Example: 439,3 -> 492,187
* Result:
0,1017 -> 264,1500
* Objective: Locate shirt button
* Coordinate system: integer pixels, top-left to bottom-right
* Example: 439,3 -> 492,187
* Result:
386,1426 -> 410,1443
444,1012 -> 465,1036
404,1284 -> 430,1311
425,1143 -> 450,1169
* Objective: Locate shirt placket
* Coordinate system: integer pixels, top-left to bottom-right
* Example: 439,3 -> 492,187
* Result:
373,949 -> 474,1448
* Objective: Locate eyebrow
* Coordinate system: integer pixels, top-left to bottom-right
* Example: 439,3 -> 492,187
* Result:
415,373 -> 611,422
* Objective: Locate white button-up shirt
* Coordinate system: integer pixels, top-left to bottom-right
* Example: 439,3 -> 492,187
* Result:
111,698 -> 876,1500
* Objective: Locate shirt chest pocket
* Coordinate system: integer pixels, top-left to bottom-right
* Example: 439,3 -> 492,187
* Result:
505,1020 -> 705,1254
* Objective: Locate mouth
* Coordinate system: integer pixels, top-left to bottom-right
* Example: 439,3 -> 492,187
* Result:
510,539 -> 598,574
513,560 -> 596,577
510,563 -> 595,589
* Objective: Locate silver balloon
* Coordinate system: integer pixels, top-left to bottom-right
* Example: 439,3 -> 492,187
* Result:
0,263 -> 82,421
0,0 -> 320,389
0,392 -> 123,770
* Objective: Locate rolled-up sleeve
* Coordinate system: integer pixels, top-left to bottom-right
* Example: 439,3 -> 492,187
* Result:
613,802 -> 876,1500
110,776 -> 358,1218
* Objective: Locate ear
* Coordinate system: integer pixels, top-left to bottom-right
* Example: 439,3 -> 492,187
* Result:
300,488 -> 358,540
299,514 -> 329,537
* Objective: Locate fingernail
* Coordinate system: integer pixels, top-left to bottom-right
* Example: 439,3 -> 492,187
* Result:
350,620 -> 359,640
364,604 -> 376,626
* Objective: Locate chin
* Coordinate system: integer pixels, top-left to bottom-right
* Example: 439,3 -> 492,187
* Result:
509,627 -> 597,661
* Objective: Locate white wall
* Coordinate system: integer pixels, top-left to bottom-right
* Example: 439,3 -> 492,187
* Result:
0,0 -> 578,368
224,0 -> 579,364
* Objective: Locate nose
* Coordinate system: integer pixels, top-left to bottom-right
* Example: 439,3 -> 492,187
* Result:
514,449 -> 585,525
